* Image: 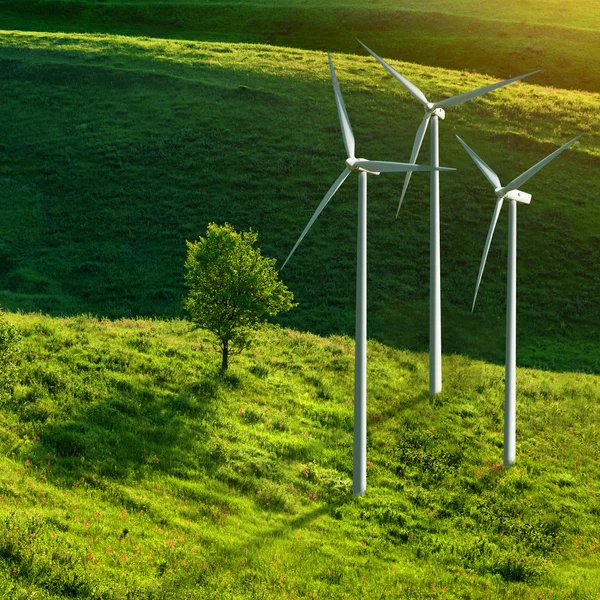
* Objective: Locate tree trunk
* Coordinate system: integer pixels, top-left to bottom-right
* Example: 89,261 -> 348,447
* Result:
221,339 -> 229,371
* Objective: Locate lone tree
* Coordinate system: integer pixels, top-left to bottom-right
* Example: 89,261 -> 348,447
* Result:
184,223 -> 295,370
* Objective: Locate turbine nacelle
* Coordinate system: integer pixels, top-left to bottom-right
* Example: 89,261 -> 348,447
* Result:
427,106 -> 445,120
346,157 -> 381,175
356,39 -> 541,216
503,189 -> 532,204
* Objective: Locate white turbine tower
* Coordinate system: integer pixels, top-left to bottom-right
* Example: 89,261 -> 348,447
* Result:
282,53 -> 453,496
457,132 -> 583,466
357,39 -> 538,396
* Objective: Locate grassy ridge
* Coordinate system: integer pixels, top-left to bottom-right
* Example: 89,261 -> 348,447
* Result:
0,31 -> 599,373
8,0 -> 600,30
1,1 -> 600,93
0,312 -> 599,598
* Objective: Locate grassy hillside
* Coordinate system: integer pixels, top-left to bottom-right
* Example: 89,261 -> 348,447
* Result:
7,0 -> 600,30
1,1 -> 600,93
0,5 -> 599,599
0,312 -> 599,598
0,30 -> 598,373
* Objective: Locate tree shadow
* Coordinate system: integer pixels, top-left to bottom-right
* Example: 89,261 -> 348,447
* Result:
26,367 -> 226,486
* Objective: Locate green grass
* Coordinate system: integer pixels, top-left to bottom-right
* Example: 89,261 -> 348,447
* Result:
0,7 -> 599,597
0,30 -> 598,374
2,0 -> 600,93
8,0 -> 600,30
0,311 -> 599,598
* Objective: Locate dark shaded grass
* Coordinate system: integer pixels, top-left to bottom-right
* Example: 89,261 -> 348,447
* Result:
2,1 -> 600,92
0,38 -> 598,374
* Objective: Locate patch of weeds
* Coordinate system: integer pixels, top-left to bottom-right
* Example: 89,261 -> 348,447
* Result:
240,405 -> 262,424
248,364 -> 269,378
256,480 -> 294,513
0,312 -> 22,399
208,434 -> 231,465
125,330 -> 156,353
490,549 -> 548,582
396,425 -> 463,485
189,378 -> 218,400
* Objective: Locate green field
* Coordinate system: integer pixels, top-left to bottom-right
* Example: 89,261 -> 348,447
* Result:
0,29 -> 598,373
0,312 -> 599,598
0,0 -> 599,597
2,0 -> 600,93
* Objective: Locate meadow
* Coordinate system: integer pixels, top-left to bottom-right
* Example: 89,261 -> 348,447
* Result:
0,0 -> 599,597
0,29 -> 598,374
2,0 -> 600,93
0,312 -> 599,598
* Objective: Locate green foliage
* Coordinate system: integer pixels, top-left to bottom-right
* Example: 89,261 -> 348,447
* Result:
0,311 -> 21,400
184,223 -> 295,369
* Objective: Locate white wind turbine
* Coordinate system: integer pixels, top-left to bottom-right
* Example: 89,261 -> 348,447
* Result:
357,39 -> 538,396
457,132 -> 583,466
282,52 -> 453,496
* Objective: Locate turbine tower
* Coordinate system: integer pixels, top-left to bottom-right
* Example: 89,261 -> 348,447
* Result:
457,133 -> 583,466
357,39 -> 538,396
282,53 -> 453,496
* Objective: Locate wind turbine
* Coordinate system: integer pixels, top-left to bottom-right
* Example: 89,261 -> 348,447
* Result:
457,132 -> 583,466
357,39 -> 538,396
282,52 -> 453,496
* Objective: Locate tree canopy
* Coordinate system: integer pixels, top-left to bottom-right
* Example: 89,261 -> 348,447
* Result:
184,223 -> 296,370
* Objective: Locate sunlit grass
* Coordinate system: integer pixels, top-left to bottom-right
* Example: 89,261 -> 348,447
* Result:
0,312 -> 598,597
0,6 -> 598,599
3,0 -> 600,93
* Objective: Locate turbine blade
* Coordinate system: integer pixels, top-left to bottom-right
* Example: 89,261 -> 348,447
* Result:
281,168 -> 352,270
356,39 -> 429,107
397,113 -> 431,216
433,70 -> 540,110
472,197 -> 504,311
328,52 -> 355,159
354,159 -> 453,173
456,135 -> 502,190
499,133 -> 584,195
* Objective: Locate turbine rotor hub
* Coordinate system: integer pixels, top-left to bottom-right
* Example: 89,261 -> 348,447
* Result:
345,157 -> 361,172
345,158 -> 381,175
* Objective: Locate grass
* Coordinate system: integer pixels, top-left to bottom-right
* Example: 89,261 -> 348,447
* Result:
0,30 -> 598,374
0,311 -> 599,598
2,1 -> 600,93
0,6 -> 599,597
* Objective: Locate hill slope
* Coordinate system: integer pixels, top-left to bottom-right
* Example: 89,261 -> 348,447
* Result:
0,30 -> 599,373
0,312 -> 599,598
2,0 -> 600,92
